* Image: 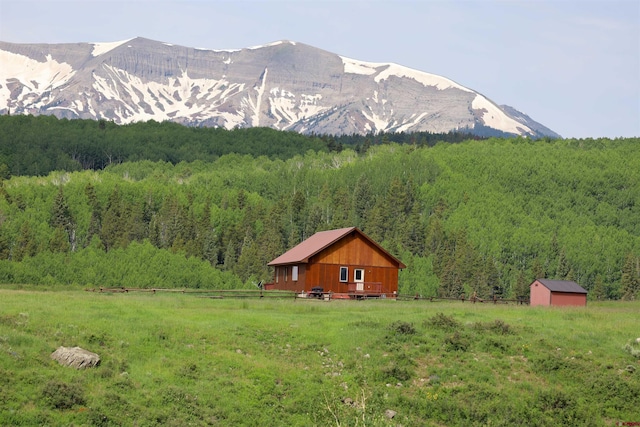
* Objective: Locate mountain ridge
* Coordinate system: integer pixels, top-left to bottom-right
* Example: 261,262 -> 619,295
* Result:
0,37 -> 560,138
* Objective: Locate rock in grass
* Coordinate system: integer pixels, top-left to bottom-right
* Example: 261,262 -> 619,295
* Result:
51,346 -> 100,369
385,409 -> 397,419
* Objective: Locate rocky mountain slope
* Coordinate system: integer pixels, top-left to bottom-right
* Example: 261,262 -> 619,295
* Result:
0,37 -> 560,137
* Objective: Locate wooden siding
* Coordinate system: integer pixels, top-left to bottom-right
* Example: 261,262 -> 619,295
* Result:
305,264 -> 398,294
530,282 -> 551,306
274,265 -> 307,292
313,232 -> 398,268
550,292 -> 587,306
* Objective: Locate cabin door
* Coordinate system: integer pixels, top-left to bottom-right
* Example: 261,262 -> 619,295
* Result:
354,269 -> 365,291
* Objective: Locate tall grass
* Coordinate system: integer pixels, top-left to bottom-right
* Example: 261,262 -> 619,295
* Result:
1,289 -> 638,426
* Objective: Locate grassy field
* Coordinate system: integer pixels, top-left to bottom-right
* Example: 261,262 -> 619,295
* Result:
0,288 -> 638,426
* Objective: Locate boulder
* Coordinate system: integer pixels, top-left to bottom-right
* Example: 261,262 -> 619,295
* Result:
51,346 -> 100,369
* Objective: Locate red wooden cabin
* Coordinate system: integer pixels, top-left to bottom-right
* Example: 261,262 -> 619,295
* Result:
267,227 -> 405,298
530,279 -> 588,307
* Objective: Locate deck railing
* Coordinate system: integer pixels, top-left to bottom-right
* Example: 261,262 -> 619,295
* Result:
346,281 -> 383,294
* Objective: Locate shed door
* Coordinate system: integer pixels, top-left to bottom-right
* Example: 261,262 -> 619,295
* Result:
354,269 -> 365,291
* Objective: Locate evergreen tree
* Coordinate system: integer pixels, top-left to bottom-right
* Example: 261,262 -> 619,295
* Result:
50,186 -> 76,251
84,183 -> 102,246
352,174 -> 372,229
591,274 -> 606,301
620,254 -> 639,300
0,163 -> 10,181
13,221 -> 38,261
425,216 -> 444,255
197,199 -> 219,265
0,229 -> 10,260
363,199 -> 386,243
474,255 -> 499,299
514,270 -> 530,301
223,237 -> 239,271
386,176 -> 407,220
289,189 -> 306,240
304,204 -> 323,239
100,186 -> 126,251
49,227 -> 70,253
532,257 -> 545,280
234,235 -> 260,282
401,202 -> 425,255
555,248 -> 570,279
329,187 -> 351,229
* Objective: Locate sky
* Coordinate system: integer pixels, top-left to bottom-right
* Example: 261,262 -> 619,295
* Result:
1,0 -> 638,138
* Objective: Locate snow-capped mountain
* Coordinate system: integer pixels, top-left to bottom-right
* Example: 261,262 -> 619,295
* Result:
0,37 -> 559,137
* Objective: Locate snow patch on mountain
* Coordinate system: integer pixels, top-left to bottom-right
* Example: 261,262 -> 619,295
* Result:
0,50 -> 75,109
342,56 -> 472,92
248,40 -> 296,50
267,89 -> 326,130
395,112 -> 429,133
341,56 -> 380,75
91,39 -> 132,56
91,64 -> 246,123
375,63 -> 473,92
363,109 -> 389,131
472,94 -> 531,134
249,68 -> 268,126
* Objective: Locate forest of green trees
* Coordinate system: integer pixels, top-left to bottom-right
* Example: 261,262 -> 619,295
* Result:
0,115 -> 638,299
0,115 -> 484,177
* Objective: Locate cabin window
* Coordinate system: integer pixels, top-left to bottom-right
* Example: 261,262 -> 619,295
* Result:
275,267 -> 279,283
292,266 -> 299,282
339,267 -> 348,282
354,269 -> 364,282
284,267 -> 288,282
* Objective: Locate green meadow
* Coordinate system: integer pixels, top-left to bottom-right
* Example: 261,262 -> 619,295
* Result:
1,289 -> 638,426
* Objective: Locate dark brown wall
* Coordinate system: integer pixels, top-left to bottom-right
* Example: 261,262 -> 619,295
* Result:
306,263 -> 398,294
274,264 -> 307,292
313,232 -> 399,267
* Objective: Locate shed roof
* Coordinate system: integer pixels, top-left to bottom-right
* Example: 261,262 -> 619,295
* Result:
268,227 -> 405,268
533,279 -> 588,294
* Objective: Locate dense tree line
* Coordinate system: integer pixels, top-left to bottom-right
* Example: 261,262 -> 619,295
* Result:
0,115 -> 488,177
0,115 -> 329,176
322,129 -> 485,154
0,119 -> 638,298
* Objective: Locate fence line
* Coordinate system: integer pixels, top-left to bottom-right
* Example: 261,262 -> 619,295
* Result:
85,287 -> 528,304
397,294 -> 529,304
85,287 -> 296,299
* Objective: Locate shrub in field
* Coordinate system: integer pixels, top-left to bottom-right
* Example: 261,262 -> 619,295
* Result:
389,321 -> 416,335
83,407 -> 115,427
444,331 -> 470,352
41,380 -> 85,410
532,352 -> 569,373
472,319 -> 514,335
426,312 -> 460,331
381,363 -> 413,382
536,388 -> 573,411
479,336 -> 511,354
178,362 -> 199,380
534,388 -> 597,426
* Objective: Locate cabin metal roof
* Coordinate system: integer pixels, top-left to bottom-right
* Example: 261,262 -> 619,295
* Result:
534,279 -> 588,294
267,227 -> 406,268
